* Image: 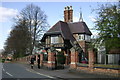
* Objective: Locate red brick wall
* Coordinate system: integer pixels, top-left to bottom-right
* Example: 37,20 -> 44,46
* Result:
77,66 -> 120,76
93,68 -> 120,74
77,67 -> 90,72
70,48 -> 79,69
88,49 -> 95,69
47,50 -> 55,69
76,49 -> 119,76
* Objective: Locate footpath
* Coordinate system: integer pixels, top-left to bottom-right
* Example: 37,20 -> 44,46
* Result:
0,63 -> 2,80
15,61 -> 118,79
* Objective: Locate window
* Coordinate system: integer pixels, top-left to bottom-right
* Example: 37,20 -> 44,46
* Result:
78,34 -> 84,40
85,35 -> 91,42
51,36 -> 59,44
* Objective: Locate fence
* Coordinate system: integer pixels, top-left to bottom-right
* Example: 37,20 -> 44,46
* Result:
97,53 -> 120,65
108,54 -> 120,64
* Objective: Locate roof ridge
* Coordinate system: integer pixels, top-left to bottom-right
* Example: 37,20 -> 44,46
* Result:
59,21 -> 68,39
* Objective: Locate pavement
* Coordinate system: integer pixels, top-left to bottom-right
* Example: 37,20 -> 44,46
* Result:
15,61 -> 119,79
0,63 -> 3,80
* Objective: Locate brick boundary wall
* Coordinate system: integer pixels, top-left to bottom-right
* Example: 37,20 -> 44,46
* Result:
47,49 -> 55,70
70,48 -> 120,77
16,49 -> 120,76
76,66 -> 120,77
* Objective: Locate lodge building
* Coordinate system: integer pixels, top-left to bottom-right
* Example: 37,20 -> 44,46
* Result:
41,6 -> 92,64
18,6 -> 120,74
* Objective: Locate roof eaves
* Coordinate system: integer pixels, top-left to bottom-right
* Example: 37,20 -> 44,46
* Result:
45,31 -> 61,35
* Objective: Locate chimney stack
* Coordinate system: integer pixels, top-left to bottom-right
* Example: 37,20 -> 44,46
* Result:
64,6 -> 73,22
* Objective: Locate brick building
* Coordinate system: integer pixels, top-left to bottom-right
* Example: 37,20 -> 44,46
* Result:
41,6 -> 92,65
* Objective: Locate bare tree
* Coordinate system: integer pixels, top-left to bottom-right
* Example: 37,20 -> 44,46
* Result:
15,4 -> 49,54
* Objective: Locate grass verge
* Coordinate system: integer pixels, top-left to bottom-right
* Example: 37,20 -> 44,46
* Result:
0,58 -> 2,63
95,64 -> 120,69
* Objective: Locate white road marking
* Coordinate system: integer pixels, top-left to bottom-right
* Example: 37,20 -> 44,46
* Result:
26,68 -> 54,78
26,68 -> 34,73
36,72 -> 54,78
6,72 -> 13,77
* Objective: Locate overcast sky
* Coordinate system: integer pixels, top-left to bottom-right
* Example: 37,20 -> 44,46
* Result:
0,0 -> 118,50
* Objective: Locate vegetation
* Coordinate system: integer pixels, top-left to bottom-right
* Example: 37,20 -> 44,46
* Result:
0,58 -> 2,63
4,20 -> 31,58
17,4 -> 49,55
78,63 -> 120,69
4,4 -> 49,59
95,64 -> 120,69
93,2 -> 120,53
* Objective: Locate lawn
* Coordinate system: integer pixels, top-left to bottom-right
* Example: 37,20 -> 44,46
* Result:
0,58 -> 2,63
95,64 -> 120,69
77,63 -> 120,69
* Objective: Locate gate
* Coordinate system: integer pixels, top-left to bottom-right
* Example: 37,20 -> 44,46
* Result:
55,52 -> 66,69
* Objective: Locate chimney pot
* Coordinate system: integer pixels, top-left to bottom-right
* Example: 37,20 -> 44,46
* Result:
64,6 -> 73,22
70,6 -> 72,9
64,7 -> 66,10
67,6 -> 69,10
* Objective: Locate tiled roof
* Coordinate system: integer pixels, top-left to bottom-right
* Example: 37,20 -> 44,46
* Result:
47,21 -> 92,35
41,21 -> 92,44
68,22 -> 92,35
47,21 -> 61,33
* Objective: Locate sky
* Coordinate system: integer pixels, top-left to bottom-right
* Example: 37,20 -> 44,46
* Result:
0,0 -> 118,50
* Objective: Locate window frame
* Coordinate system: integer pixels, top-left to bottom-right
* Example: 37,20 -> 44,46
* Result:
51,36 -> 59,44
78,34 -> 85,41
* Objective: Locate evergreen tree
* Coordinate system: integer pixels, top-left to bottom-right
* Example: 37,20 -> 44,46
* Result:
4,20 -> 31,58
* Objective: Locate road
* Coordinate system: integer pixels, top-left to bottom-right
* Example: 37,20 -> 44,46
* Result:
2,63 -> 54,79
1,62 -> 119,80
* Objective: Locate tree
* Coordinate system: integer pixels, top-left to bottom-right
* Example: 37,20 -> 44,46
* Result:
15,4 -> 49,54
4,20 -> 31,58
4,4 -> 49,58
94,3 -> 120,52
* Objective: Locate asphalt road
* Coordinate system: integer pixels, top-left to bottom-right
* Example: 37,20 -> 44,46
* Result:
2,63 -> 54,79
1,62 -> 119,80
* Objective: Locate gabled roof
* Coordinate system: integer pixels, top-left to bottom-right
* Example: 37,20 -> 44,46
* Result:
46,21 -> 92,35
41,21 -> 92,42
47,21 -> 61,33
68,22 -> 92,35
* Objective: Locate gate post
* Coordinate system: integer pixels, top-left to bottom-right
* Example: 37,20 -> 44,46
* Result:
70,47 -> 79,69
36,55 -> 38,62
88,49 -> 95,72
47,49 -> 55,70
40,54 -> 43,67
